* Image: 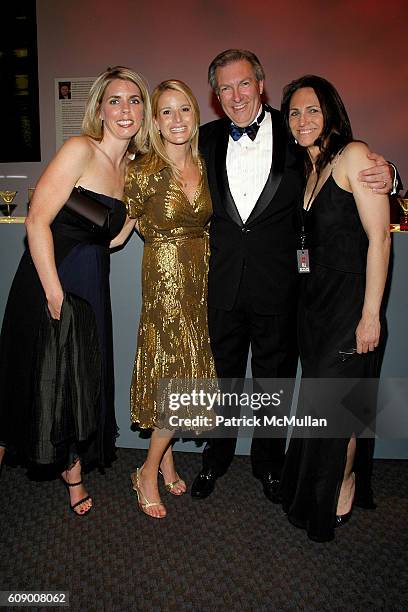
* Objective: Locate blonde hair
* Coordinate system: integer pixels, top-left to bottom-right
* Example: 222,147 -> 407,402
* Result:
82,66 -> 151,154
143,80 -> 200,177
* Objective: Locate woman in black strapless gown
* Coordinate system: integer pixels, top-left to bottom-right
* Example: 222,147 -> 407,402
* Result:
0,66 -> 151,514
279,76 -> 390,542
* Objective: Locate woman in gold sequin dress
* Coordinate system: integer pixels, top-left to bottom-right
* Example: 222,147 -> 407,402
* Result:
123,80 -> 216,518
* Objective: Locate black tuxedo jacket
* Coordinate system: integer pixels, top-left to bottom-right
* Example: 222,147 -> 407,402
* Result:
199,107 -> 303,315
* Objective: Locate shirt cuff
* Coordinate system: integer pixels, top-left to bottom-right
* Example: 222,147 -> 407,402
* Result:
389,163 -> 398,195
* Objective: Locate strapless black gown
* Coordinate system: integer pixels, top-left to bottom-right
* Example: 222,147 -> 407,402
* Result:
0,187 -> 126,470
280,176 -> 381,542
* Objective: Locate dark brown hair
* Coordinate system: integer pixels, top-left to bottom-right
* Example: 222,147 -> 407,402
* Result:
281,74 -> 353,177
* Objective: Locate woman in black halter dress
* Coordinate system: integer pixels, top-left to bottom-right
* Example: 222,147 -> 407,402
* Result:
279,76 -> 390,542
0,66 -> 151,514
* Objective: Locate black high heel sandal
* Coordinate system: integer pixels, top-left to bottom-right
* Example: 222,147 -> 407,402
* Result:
61,477 -> 93,516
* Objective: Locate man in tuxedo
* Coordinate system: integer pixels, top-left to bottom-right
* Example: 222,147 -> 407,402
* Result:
191,49 -> 394,502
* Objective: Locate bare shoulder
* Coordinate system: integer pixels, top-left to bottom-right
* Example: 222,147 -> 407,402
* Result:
340,141 -> 371,171
46,137 -> 94,175
58,135 -> 94,160
36,136 -> 95,194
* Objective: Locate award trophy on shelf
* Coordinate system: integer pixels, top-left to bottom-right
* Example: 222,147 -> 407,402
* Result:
0,191 -> 18,220
397,197 -> 408,232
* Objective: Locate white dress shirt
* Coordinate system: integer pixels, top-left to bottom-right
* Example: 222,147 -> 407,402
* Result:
226,107 -> 273,223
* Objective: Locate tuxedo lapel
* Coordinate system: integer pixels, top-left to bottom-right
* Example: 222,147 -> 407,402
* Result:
214,121 -> 244,227
210,108 -> 287,227
246,107 -> 286,225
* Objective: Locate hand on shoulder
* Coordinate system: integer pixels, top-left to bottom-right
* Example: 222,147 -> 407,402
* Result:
335,142 -> 376,193
350,142 -> 393,194
337,142 -> 389,238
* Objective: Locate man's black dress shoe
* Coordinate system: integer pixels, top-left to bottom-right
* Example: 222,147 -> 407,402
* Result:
260,473 -> 282,504
191,468 -> 217,499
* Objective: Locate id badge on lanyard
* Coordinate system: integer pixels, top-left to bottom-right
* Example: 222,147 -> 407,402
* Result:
297,222 -> 310,273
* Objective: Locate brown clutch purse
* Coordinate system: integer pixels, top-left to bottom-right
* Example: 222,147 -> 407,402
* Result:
64,187 -> 110,227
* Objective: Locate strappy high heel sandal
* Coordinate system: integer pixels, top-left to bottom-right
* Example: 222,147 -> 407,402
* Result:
131,468 -> 166,518
159,469 -> 186,496
61,477 -> 93,516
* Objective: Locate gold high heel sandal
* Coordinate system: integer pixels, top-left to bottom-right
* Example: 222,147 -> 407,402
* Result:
130,468 -> 166,518
159,469 -> 186,495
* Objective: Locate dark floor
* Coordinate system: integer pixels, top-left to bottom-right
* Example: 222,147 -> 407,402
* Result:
0,449 -> 407,612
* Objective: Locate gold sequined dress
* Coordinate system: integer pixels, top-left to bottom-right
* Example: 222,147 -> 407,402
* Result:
124,158 -> 216,429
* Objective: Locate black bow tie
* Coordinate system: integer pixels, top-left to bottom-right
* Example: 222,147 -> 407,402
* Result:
229,106 -> 266,141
